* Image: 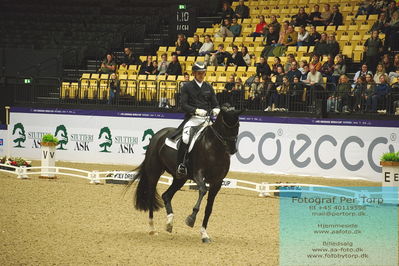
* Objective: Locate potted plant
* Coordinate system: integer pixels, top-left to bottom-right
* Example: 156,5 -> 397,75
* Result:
40,134 -> 59,179
0,156 -> 32,171
380,152 -> 399,186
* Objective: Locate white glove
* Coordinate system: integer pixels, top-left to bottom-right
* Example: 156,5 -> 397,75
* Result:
212,108 -> 220,116
195,108 -> 207,117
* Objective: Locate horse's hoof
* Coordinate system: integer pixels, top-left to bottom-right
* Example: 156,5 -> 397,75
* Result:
165,223 -> 173,233
185,216 -> 195,228
149,230 -> 158,236
202,237 -> 211,243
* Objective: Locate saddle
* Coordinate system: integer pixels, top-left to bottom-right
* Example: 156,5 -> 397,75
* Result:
165,122 -> 209,153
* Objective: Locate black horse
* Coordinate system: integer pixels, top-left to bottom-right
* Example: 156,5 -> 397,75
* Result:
127,105 -> 242,243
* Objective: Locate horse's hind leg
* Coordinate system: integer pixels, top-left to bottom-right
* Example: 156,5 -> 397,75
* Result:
185,174 -> 207,228
162,177 -> 186,233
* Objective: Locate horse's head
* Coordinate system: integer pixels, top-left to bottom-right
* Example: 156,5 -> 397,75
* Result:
213,104 -> 243,155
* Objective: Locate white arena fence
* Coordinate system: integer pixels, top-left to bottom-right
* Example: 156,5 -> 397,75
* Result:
0,163 -> 397,203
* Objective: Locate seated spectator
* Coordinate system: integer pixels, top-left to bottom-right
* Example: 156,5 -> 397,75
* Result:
272,56 -> 283,75
180,72 -> 191,88
189,34 -> 203,56
297,26 -> 309,46
371,75 -> 391,112
284,54 -> 297,72
152,61 -> 159,75
100,53 -> 117,74
289,76 -> 305,110
308,5 -> 322,26
265,26 -> 279,46
269,15 -> 281,34
274,76 -> 290,111
364,30 -> 384,72
286,61 -> 302,82
235,0 -> 249,19
108,73 -> 119,104
265,65 -> 285,111
241,46 -> 251,66
176,34 -> 190,56
276,21 -> 289,46
309,55 -> 322,71
352,76 -> 367,112
314,33 -> 329,56
215,19 -> 235,38
301,64 -> 310,81
320,55 -> 335,82
157,53 -> 169,75
303,65 -> 324,102
166,54 -> 182,76
227,45 -> 247,66
207,44 -> 230,66
221,1 -> 235,19
121,47 -> 140,66
374,63 -> 389,84
308,25 -> 321,46
320,4 -> 333,26
198,35 -> 214,56
326,34 -> 340,58
327,74 -> 351,112
250,16 -> 267,37
222,74 -> 242,106
327,5 -> 343,26
364,74 -> 377,112
384,11 -> 399,51
139,55 -> 154,75
370,12 -> 388,33
298,60 -> 308,74
332,54 -> 346,84
293,7 -> 309,27
285,25 -> 298,46
380,53 -> 392,72
353,64 -> 373,84
385,1 -> 398,22
356,0 -> 374,17
388,54 -> 399,80
256,56 -> 272,77
229,17 -> 242,37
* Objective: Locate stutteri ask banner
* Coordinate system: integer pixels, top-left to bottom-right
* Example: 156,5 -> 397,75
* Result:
8,107 -> 399,181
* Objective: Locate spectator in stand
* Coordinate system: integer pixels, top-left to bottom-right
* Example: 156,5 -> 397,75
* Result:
241,46 -> 251,66
353,64 -> 373,84
332,54 -> 346,84
221,1 -> 235,20
285,25 -> 298,46
286,61 -> 302,82
327,74 -> 352,112
298,60 -> 308,75
157,53 -> 169,75
121,47 -> 140,67
275,76 -> 290,111
308,5 -> 322,26
384,11 -> 399,51
371,75 -> 391,112
364,30 -> 384,72
327,5 -> 343,26
207,44 -> 230,66
229,17 -> 242,37
269,15 -> 281,34
284,54 -> 297,72
276,21 -> 289,46
320,55 -> 335,83
289,76 -> 305,110
380,53 -> 392,72
308,25 -> 321,46
265,65 -> 285,111
388,54 -> 399,80
272,56 -> 283,75
363,73 -> 376,112
374,63 -> 389,84
385,1 -> 398,22
256,56 -> 272,77
250,15 -> 267,37
303,64 -> 324,103
152,61 -> 159,75
180,72 -> 191,88
108,73 -> 120,104
314,33 -> 329,57
265,26 -> 279,46
297,25 -> 309,47
370,12 -> 388,33
301,64 -> 310,81
293,7 -> 309,27
227,45 -> 247,66
176,34 -> 190,56
356,0 -> 374,17
314,4 -> 332,26
166,54 -> 182,76
189,34 -> 203,56
309,54 -> 322,71
139,55 -> 154,75
235,0 -> 249,19
215,19 -> 235,38
198,35 -> 214,56
99,53 -> 117,74
327,34 -> 340,58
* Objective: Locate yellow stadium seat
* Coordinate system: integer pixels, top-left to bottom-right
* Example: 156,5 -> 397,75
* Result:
342,44 -> 353,58
81,73 -> 91,79
60,82 -> 70,99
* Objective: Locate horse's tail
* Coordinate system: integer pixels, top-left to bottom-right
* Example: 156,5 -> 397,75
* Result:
125,161 -> 163,212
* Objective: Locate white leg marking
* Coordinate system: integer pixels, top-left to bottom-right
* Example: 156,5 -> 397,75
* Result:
165,213 -> 174,233
149,218 -> 157,235
200,226 -> 210,240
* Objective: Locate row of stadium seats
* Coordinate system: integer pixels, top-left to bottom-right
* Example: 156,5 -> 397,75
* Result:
232,0 -> 360,7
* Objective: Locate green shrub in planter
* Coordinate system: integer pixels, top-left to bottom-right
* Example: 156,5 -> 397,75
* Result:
41,134 -> 59,146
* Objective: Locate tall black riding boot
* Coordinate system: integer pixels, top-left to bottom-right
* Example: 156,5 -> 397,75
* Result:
176,142 -> 188,179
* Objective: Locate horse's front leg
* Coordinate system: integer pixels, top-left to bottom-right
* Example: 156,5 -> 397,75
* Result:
162,177 -> 186,233
200,182 -> 222,243
185,174 -> 207,228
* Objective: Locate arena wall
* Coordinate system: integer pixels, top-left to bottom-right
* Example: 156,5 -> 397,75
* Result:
5,107 -> 399,181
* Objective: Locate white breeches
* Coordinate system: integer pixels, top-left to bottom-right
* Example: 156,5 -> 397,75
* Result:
182,116 -> 207,144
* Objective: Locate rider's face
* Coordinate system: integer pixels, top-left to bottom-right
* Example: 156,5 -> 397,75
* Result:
194,71 -> 206,82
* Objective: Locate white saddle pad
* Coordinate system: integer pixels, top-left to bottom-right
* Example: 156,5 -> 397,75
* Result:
165,125 -> 208,153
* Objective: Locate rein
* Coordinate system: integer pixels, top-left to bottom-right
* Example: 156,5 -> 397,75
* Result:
209,114 -> 239,149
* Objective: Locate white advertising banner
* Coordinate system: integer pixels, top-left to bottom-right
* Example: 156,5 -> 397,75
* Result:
8,107 -> 399,181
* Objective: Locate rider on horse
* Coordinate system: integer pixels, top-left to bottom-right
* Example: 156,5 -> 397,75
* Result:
176,62 -> 220,179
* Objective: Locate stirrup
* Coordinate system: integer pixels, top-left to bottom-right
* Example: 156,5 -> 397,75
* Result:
176,163 -> 188,178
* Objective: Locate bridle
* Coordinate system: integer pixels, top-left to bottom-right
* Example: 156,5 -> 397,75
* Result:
209,113 -> 239,150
